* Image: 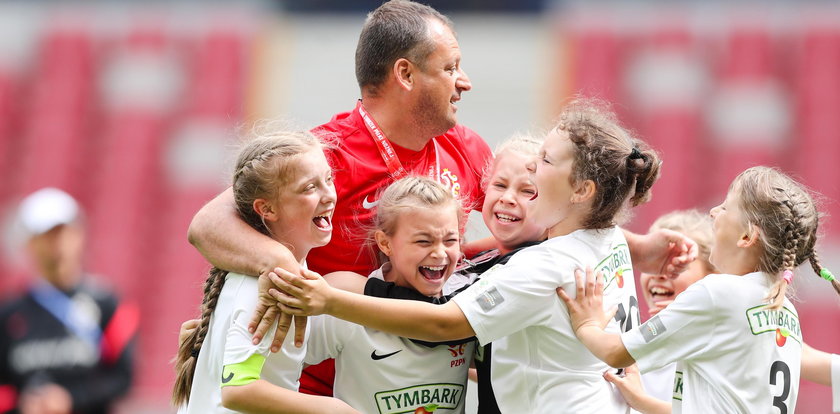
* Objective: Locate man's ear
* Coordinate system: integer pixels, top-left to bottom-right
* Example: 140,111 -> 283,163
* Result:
375,230 -> 392,256
253,199 -> 278,222
737,224 -> 761,249
570,179 -> 596,204
393,58 -> 415,91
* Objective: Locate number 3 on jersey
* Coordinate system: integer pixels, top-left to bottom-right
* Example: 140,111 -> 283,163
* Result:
769,360 -> 791,414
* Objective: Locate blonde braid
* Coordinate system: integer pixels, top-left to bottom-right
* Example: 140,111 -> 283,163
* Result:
171,267 -> 228,406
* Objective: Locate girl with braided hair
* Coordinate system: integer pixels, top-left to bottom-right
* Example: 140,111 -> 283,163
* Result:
171,128 -> 356,413
562,165 -> 840,413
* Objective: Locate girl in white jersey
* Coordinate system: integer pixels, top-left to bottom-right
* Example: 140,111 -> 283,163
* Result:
171,128 -> 356,413
304,176 -> 476,414
453,134 -> 547,414
601,210 -> 840,414
268,98 -> 662,414
562,166 -> 840,414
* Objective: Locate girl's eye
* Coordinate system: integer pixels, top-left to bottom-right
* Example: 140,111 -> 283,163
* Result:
522,188 -> 536,196
415,240 -> 431,245
326,175 -> 334,184
541,156 -> 551,165
493,182 -> 506,190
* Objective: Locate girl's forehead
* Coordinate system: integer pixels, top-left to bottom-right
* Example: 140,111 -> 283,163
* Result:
394,205 -> 459,228
493,151 -> 531,172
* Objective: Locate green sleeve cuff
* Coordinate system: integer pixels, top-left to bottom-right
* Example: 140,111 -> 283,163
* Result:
220,353 -> 267,387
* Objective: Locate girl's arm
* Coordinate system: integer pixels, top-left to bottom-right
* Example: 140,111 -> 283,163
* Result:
801,343 -> 833,385
323,271 -> 368,294
557,268 -> 635,368
269,268 -> 476,342
603,365 -> 671,414
221,380 -> 357,414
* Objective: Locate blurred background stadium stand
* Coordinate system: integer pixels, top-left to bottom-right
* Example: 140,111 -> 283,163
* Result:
0,1 -> 838,412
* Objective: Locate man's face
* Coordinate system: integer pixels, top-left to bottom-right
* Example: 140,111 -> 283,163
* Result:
27,224 -> 85,290
412,19 -> 472,136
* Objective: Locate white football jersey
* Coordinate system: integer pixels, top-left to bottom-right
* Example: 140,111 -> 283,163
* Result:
453,227 -> 638,414
305,314 -> 473,414
180,272 -> 308,413
623,272 -> 802,414
832,354 -> 840,412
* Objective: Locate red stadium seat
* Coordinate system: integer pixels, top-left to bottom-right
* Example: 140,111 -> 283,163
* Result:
792,26 -> 840,240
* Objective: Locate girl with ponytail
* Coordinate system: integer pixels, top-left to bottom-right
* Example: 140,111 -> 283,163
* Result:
563,165 -> 837,413
171,127 -> 356,413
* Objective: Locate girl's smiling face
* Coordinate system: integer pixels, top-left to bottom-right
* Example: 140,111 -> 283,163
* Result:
530,129 -> 583,237
641,260 -> 710,309
266,147 -> 336,261
377,205 -> 461,298
482,149 -> 546,253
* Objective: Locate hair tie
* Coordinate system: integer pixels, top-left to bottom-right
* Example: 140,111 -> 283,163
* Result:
191,349 -> 200,359
628,147 -> 644,161
820,268 -> 836,282
782,269 -> 794,284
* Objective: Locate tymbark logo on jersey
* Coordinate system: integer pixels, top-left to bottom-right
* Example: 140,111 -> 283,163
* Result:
745,305 -> 802,347
375,383 -> 464,414
596,243 -> 632,290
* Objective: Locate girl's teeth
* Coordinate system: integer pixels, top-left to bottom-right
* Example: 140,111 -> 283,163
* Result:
496,214 -> 519,222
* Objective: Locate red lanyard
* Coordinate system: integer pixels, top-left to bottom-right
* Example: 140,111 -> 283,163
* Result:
356,100 -> 440,181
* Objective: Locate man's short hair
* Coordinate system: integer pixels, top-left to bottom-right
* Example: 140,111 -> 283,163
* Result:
355,0 -> 454,94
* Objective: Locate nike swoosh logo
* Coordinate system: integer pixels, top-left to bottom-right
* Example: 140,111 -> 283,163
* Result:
221,370 -> 234,384
370,349 -> 402,360
362,195 -> 379,210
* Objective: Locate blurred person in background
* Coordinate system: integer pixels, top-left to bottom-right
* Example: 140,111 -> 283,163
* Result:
0,188 -> 137,414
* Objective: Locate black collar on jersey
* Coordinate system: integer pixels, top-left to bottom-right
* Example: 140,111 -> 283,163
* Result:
364,277 -> 475,348
450,241 -> 545,298
459,241 -> 543,275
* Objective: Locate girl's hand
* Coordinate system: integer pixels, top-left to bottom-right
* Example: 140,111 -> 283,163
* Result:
557,268 -> 614,336
604,365 -> 672,414
178,319 -> 200,348
249,270 -> 308,351
268,268 -> 333,316
629,229 -> 698,278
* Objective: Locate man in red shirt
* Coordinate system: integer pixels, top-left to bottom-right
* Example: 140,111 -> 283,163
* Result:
188,0 -> 696,399
189,0 -> 492,396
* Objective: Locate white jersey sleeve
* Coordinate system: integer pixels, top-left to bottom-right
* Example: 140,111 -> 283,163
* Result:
621,280 -> 715,373
222,275 -> 277,366
303,315 -> 344,366
833,353 -> 840,412
452,246 -> 576,346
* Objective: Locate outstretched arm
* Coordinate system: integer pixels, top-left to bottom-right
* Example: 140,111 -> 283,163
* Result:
222,380 -> 358,414
188,187 -> 306,350
268,268 -> 476,342
801,343 -> 839,386
557,268 -> 635,368
624,228 -> 697,278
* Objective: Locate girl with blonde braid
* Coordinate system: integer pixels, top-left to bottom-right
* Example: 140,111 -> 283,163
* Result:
563,166 -> 840,413
171,128 -> 356,413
